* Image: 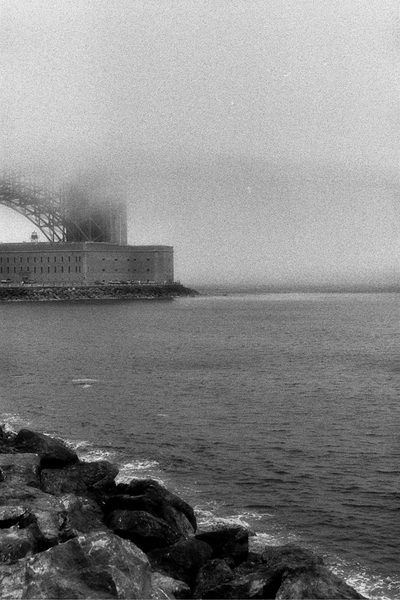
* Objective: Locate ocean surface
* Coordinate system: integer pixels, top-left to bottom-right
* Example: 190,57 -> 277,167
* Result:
1,291 -> 399,599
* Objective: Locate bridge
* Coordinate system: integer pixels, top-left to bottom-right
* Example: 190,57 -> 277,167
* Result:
0,171 -> 127,244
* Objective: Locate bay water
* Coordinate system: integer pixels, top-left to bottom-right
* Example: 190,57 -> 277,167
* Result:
1,291 -> 399,598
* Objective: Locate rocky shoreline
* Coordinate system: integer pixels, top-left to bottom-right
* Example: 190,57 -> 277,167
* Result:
0,283 -> 198,303
0,426 -> 368,599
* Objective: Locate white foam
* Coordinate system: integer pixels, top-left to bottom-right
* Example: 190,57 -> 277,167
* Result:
2,414 -> 29,431
116,460 -> 161,483
330,559 -> 400,600
72,378 -> 99,385
77,447 -> 117,462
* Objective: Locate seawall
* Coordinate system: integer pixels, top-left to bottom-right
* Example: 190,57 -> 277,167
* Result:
0,283 -> 198,302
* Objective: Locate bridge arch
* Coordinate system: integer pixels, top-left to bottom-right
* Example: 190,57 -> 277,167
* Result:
0,172 -> 127,244
0,172 -> 67,242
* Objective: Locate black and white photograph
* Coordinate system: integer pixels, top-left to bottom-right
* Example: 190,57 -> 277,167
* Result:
0,1 -> 398,598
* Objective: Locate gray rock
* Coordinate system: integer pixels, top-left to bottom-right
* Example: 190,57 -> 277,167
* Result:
41,460 -> 119,495
0,530 -> 153,599
195,526 -> 249,566
148,538 -> 213,589
14,429 -> 78,468
104,492 -> 195,539
0,453 -> 41,488
60,494 -> 107,536
193,558 -> 236,599
276,564 -> 367,599
0,527 -> 39,563
115,479 -> 197,532
0,484 -> 68,547
106,509 -> 182,553
151,572 -> 191,599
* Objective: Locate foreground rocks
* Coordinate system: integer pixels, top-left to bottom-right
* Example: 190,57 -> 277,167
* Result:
0,426 -> 367,599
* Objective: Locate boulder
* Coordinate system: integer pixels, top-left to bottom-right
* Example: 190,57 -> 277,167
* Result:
114,479 -> 197,532
193,558 -> 236,599
104,492 -> 195,539
151,572 -> 191,599
60,494 -> 107,536
0,505 -> 29,528
276,564 -> 367,599
0,453 -> 41,488
224,545 -> 366,599
0,530 -> 154,599
195,526 -> 249,566
0,526 -> 39,563
105,509 -> 182,553
14,429 -> 78,468
148,538 -> 213,589
41,460 -> 119,496
0,426 -> 16,454
260,544 -> 323,573
0,484 -> 69,548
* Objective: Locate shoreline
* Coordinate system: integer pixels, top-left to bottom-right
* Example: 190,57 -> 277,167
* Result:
0,426 -> 367,599
0,283 -> 199,303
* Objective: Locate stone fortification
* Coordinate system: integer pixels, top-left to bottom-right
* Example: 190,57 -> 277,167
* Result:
0,427 -> 366,599
0,283 -> 197,302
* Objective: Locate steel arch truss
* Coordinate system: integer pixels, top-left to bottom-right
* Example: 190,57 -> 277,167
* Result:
0,172 -> 67,242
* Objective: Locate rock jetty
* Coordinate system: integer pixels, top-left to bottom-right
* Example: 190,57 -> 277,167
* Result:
0,426 -> 367,599
0,283 -> 198,303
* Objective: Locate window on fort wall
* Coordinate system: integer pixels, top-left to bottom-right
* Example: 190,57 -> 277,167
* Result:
0,267 -> 2,273
48,267 -> 50,273
68,266 -> 71,273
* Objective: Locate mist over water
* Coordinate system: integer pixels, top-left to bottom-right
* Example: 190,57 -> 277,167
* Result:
1,292 -> 399,599
1,0 -> 399,287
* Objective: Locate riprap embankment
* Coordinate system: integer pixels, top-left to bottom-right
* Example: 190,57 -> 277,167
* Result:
0,427 -> 367,599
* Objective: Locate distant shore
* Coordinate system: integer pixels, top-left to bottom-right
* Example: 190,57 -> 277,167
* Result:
0,282 -> 199,302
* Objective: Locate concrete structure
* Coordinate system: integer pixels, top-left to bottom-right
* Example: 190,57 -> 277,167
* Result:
0,242 -> 174,286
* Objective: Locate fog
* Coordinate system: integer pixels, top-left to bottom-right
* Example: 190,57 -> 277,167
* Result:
1,0 -> 398,287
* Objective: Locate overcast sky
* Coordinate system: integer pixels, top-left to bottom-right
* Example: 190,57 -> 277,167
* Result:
1,0 -> 398,286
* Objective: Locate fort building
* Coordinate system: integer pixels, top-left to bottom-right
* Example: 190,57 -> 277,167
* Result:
0,241 -> 174,286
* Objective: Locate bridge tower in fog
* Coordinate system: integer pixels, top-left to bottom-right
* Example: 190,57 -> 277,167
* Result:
0,171 -> 127,244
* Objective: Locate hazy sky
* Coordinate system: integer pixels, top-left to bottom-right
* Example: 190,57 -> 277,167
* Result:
1,0 -> 399,286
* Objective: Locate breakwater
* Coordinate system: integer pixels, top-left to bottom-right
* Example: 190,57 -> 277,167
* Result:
0,427 -> 366,599
0,283 -> 198,302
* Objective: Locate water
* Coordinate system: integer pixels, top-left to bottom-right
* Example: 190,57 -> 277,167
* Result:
1,292 -> 399,599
